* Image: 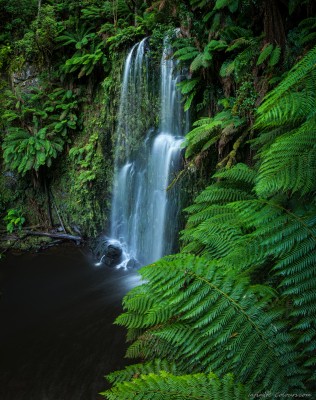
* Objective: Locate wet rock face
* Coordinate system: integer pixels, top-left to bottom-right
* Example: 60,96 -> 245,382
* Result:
12,63 -> 38,90
2,171 -> 18,190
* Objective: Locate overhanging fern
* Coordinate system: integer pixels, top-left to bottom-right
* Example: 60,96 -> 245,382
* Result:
253,46 -> 316,197
115,254 -> 305,394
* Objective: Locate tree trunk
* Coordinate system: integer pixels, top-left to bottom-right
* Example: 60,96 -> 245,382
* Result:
263,0 -> 286,48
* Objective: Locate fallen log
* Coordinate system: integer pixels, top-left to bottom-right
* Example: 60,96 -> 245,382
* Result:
0,230 -> 82,256
25,231 -> 82,243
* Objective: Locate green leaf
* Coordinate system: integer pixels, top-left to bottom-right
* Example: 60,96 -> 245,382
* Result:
256,43 -> 274,66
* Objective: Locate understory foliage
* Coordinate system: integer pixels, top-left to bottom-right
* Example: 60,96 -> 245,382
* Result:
103,44 -> 316,398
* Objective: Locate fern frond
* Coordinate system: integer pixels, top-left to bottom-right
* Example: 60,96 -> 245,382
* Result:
118,255 -> 304,393
256,43 -> 273,66
194,185 -> 254,204
220,59 -> 235,77
220,26 -> 252,42
191,218 -> 242,258
181,164 -> 255,254
106,359 -> 178,384
257,45 -> 316,116
255,116 -> 316,197
255,78 -> 316,129
177,78 -> 199,95
183,116 -> 222,158
213,163 -> 256,185
102,371 -> 249,399
269,45 -> 281,67
173,46 -> 199,61
185,205 -> 236,228
226,37 -> 253,52
184,110 -> 244,159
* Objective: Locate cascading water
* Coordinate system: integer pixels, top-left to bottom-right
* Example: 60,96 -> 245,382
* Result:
109,38 -> 188,268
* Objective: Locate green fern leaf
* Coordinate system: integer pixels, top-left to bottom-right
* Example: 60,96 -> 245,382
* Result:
256,117 -> 316,197
177,78 -> 199,95
102,371 -> 249,400
220,59 -> 235,77
118,255 -> 305,393
256,43 -> 274,66
257,46 -> 316,116
173,46 -> 199,61
268,45 -> 281,67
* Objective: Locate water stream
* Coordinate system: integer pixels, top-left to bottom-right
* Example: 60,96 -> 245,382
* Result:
110,39 -> 188,267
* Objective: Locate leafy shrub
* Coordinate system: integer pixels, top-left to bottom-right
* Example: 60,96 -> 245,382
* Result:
3,208 -> 25,233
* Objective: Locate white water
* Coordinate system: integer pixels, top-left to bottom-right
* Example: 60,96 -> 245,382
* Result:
110,39 -> 188,267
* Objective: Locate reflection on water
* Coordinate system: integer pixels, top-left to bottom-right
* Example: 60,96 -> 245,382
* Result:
0,245 -> 140,400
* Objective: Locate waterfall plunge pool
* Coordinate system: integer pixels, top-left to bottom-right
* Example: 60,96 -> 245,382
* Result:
0,245 -> 140,400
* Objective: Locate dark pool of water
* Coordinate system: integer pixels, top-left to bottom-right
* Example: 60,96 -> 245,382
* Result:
0,245 -> 140,400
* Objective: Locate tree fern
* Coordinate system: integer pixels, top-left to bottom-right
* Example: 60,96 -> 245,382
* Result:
110,153 -> 315,394
181,164 -> 255,255
253,46 -> 316,197
115,254 -> 306,393
56,25 -> 95,49
106,359 -> 178,385
255,117 -> 316,197
102,372 -> 249,399
221,37 -> 260,81
255,45 -> 316,117
179,156 -> 316,386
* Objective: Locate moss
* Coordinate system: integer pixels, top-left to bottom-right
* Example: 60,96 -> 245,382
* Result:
0,234 -> 53,253
0,40 -> 160,241
49,55 -> 125,238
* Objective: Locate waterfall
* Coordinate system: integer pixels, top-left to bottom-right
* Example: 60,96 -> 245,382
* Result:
110,38 -> 188,268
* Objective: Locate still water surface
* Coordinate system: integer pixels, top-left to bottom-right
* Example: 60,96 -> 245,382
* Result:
0,245 -> 140,400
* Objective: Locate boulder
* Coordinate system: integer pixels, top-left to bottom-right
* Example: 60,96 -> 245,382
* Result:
126,257 -> 141,269
107,244 -> 122,259
102,242 -> 123,267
